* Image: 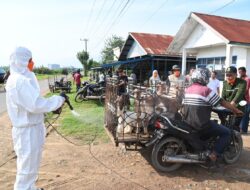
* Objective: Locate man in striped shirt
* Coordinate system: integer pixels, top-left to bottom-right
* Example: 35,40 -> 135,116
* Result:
183,68 -> 243,161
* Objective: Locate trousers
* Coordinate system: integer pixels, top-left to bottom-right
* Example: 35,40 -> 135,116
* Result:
12,124 -> 46,190
200,121 -> 231,155
240,103 -> 250,133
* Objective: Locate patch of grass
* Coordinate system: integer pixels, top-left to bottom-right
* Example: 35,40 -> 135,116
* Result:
46,90 -> 109,144
36,74 -> 50,80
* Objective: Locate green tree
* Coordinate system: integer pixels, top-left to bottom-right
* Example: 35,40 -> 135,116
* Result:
77,50 -> 89,76
101,35 -> 124,64
61,68 -> 69,75
88,59 -> 100,69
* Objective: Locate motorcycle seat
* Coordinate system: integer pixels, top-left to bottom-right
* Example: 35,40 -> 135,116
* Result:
177,121 -> 197,133
166,118 -> 194,134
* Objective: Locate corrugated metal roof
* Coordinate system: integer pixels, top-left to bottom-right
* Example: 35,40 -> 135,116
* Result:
194,12 -> 250,44
130,32 -> 174,54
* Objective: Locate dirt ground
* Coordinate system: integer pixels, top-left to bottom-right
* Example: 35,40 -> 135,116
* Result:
1,113 -> 250,190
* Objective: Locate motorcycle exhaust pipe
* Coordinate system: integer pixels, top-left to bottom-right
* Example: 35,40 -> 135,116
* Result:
163,156 -> 205,164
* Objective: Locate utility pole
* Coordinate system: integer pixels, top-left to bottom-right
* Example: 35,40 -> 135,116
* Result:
80,38 -> 88,52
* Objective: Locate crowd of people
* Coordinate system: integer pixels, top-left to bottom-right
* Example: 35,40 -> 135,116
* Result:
116,65 -> 250,160
146,65 -> 250,133
112,65 -> 250,163
74,64 -> 250,136
74,65 -> 250,138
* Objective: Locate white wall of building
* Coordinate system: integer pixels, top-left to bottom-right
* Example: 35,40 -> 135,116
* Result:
195,46 -> 250,76
247,49 -> 250,75
196,45 -> 226,58
127,41 -> 146,59
113,47 -> 121,61
183,24 -> 224,49
232,47 -> 247,68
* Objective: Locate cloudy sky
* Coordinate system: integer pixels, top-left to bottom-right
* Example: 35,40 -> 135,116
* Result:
0,0 -> 249,68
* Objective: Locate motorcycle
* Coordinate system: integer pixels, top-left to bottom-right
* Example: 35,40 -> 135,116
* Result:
75,81 -> 105,103
146,101 -> 245,172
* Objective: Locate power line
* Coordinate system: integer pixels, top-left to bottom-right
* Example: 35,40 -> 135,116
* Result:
87,0 -> 125,56
86,0 -> 108,38
89,0 -> 118,40
209,0 -> 236,14
83,0 -> 97,38
139,0 -> 169,27
117,0 -> 136,22
91,0 -> 132,50
98,0 -> 126,35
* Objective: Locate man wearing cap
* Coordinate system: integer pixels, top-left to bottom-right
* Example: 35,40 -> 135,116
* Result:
219,66 -> 246,131
168,65 -> 186,99
168,65 -> 186,83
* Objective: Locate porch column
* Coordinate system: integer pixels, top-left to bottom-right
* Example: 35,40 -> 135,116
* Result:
225,44 -> 232,68
182,48 -> 187,75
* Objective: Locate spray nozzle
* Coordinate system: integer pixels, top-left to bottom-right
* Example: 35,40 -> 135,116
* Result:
60,92 -> 74,110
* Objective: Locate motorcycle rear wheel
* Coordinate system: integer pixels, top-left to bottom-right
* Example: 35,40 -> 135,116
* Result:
223,130 -> 243,164
151,137 -> 186,172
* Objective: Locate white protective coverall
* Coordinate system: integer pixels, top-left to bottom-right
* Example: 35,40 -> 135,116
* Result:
5,47 -> 65,190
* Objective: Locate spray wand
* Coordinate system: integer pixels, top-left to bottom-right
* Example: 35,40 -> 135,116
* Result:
60,92 -> 74,110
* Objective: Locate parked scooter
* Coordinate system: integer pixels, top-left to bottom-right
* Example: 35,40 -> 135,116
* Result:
146,101 -> 246,172
75,81 -> 105,103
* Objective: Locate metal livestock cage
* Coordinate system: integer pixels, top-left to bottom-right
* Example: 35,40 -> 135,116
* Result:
104,77 -> 187,149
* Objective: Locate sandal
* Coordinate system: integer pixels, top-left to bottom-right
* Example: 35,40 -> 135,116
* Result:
208,151 -> 217,161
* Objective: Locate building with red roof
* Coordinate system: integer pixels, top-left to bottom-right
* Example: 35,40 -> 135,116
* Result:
167,12 -> 250,79
107,32 -> 195,84
119,32 -> 174,60
99,32 -> 195,84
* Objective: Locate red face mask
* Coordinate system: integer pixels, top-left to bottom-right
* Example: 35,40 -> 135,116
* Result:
27,59 -> 34,71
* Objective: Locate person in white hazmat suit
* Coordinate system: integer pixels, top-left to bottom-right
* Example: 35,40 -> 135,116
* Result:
5,47 -> 65,190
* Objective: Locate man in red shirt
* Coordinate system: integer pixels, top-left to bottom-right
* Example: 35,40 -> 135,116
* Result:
73,69 -> 82,91
238,67 -> 250,133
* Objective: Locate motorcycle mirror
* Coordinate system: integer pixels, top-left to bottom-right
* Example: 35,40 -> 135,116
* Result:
239,100 -> 247,107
